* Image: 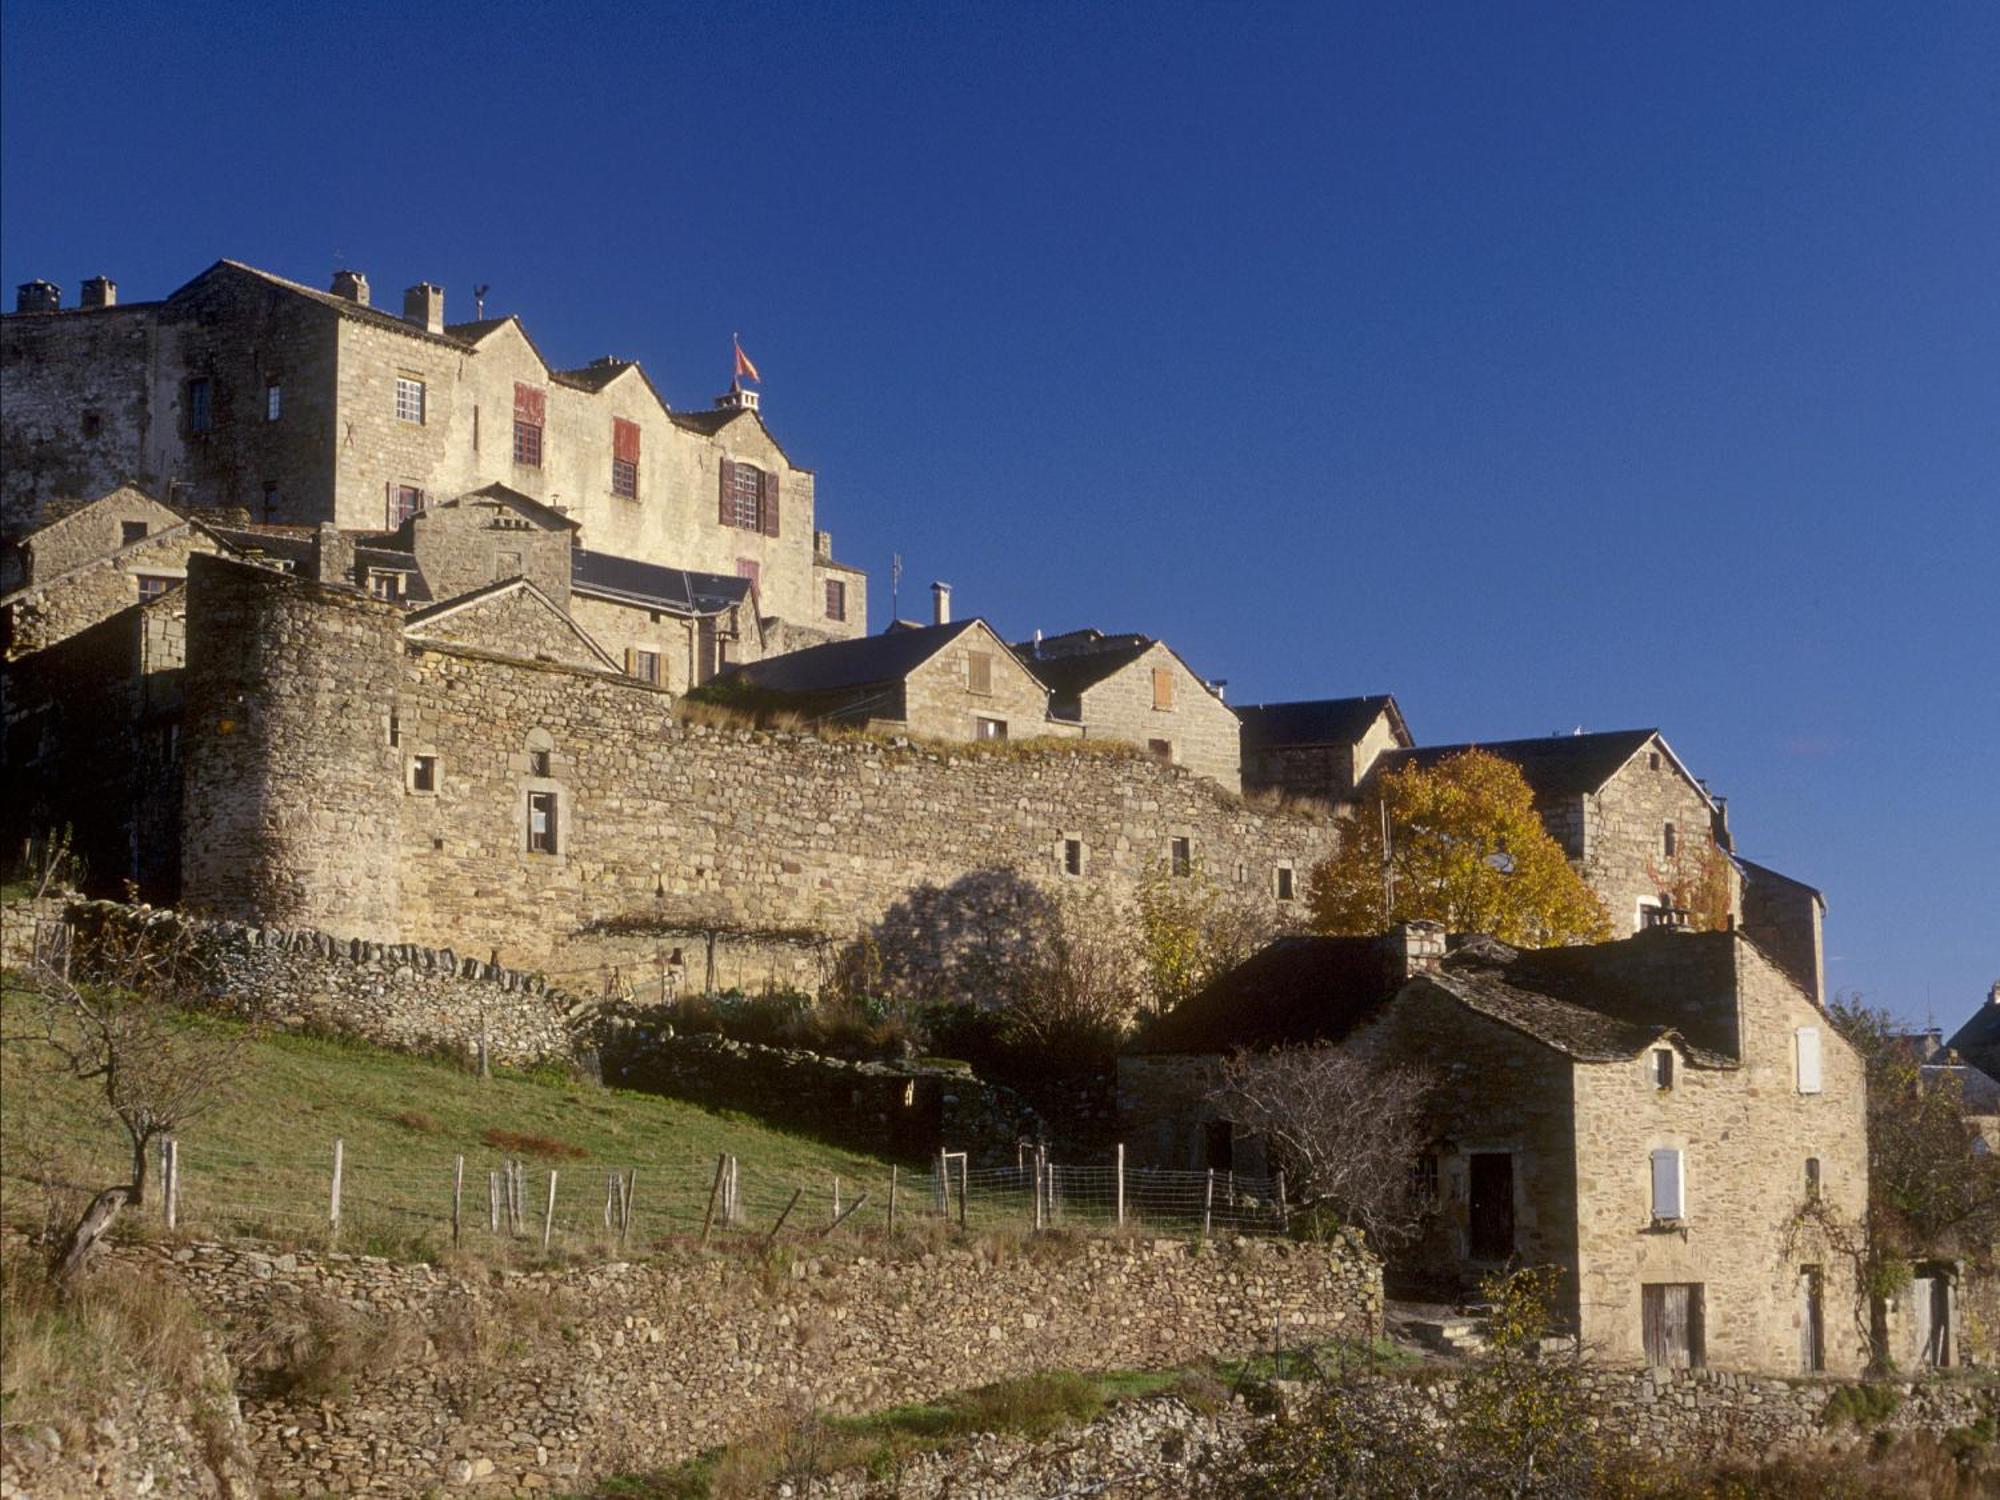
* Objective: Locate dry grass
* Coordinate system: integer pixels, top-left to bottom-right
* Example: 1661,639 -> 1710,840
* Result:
0,1239 -> 217,1449
391,1108 -> 440,1133
480,1126 -> 589,1160
233,1289 -> 427,1402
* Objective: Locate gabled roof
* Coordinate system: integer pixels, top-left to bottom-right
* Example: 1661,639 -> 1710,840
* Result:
719,618 -> 984,696
1417,966 -> 1671,1064
571,549 -> 751,617
669,408 -> 739,437
1947,997 -> 2000,1078
1372,729 -> 1709,807
403,576 -> 621,671
1737,857 -> 1827,909
1237,695 -> 1411,751
1125,935 -> 1401,1055
1021,638 -> 1156,700
430,482 -> 580,532
189,261 -> 472,350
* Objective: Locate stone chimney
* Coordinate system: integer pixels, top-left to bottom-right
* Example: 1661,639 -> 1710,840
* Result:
330,270 -> 370,306
80,276 -> 117,309
402,282 -> 444,333
1989,980 -> 1999,1009
931,581 -> 952,626
15,280 -> 59,313
309,524 -> 356,586
814,529 -> 833,559
1380,920 -> 1446,984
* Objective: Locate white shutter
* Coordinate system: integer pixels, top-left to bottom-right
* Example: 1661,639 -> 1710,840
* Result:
1650,1148 -> 1684,1219
1796,1027 -> 1823,1095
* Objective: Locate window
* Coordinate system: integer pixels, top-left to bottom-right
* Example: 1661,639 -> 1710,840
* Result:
1275,866 -> 1296,902
529,748 -> 552,778
391,485 -> 424,526
80,409 -> 103,437
1650,1048 -> 1675,1090
411,754 -> 437,793
975,716 -> 1007,742
1796,1027 -> 1823,1095
527,790 -> 558,853
265,381 -> 282,422
135,575 -> 174,602
824,578 -> 847,622
1409,1152 -> 1440,1208
1663,822 -> 1678,858
1805,1157 -> 1821,1199
1170,836 -> 1192,877
719,457 -> 778,534
187,378 -> 212,433
261,482 -> 280,522
1649,751 -> 1662,771
367,570 -> 405,602
1062,838 -> 1083,877
611,417 -> 640,498
388,712 -> 401,748
1148,738 -> 1173,764
394,375 -> 425,425
1800,1265 -> 1826,1372
513,382 -> 544,466
967,652 -> 994,695
121,521 -> 148,546
629,649 -> 661,686
1152,666 -> 1174,711
1204,1119 -> 1234,1172
1650,1147 -> 1685,1220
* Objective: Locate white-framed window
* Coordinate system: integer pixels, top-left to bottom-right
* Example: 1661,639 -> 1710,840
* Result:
628,648 -> 662,686
367,570 -> 406,602
1650,1147 -> 1685,1220
527,790 -> 559,854
975,716 -> 1007,742
265,381 -> 282,421
135,574 -> 175,602
1795,1027 -> 1823,1095
1650,1048 -> 1675,1089
1170,836 -> 1192,878
394,375 -> 426,424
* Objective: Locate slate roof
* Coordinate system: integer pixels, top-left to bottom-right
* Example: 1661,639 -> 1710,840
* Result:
1418,965 -> 1671,1064
1372,729 -> 1668,803
199,262 -> 471,349
1948,1001 -> 2000,1078
446,482 -> 581,531
445,318 -> 514,343
669,408 -> 739,436
1926,1060 -> 2000,1116
557,360 -> 634,393
1737,858 -> 1826,904
1124,935 -> 1401,1055
719,619 -> 981,695
1238,696 -> 1408,750
570,549 -> 751,616
1014,638 -> 1155,701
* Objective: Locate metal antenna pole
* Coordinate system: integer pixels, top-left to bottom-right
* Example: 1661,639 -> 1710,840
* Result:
1381,798 -> 1395,924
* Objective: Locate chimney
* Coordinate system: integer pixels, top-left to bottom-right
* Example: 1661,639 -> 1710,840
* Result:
715,384 -> 760,413
80,276 -> 117,309
931,581 -> 952,626
1990,980 -> 2000,1009
1380,920 -> 1446,983
330,269 -> 370,306
402,282 -> 444,333
15,280 -> 60,313
309,524 -> 356,586
1920,1027 -> 1945,1062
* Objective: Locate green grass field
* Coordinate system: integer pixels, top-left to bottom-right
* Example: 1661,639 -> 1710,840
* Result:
0,986 -> 908,1260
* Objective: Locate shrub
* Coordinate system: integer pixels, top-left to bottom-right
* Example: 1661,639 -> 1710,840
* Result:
1823,1381 -> 1902,1431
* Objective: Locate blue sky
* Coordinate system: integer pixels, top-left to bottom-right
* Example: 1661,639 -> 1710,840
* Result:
4,1 -> 1994,1026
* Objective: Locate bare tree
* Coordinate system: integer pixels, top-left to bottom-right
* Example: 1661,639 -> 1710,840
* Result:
1208,1046 -> 1436,1249
10,913 -> 251,1284
998,887 -> 1144,1052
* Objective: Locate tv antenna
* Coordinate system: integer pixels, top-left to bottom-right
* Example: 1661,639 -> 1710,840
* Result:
473,284 -> 491,318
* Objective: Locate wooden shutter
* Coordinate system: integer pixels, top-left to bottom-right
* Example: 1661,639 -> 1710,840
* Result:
1153,666 -> 1174,710
612,417 -> 640,463
718,457 -> 735,524
761,468 -> 780,537
513,382 -> 545,424
1796,1027 -> 1823,1094
1650,1148 -> 1683,1219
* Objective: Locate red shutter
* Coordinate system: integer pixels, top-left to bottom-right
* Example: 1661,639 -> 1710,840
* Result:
718,457 -> 734,524
761,468 -> 780,537
612,418 -> 640,463
513,382 -> 545,424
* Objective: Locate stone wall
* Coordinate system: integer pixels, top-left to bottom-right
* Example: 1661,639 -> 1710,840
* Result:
1581,741 -> 1740,935
1740,858 -> 1827,1004
899,620 -> 1055,742
65,900 -> 589,1066
142,1232 -> 1382,1496
1,303 -> 158,532
2,521 -> 220,658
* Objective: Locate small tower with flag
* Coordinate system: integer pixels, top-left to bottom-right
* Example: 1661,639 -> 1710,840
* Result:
715,334 -> 762,413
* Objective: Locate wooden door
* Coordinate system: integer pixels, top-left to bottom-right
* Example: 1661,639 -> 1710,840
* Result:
1913,1270 -> 1952,1368
1468,1152 -> 1514,1261
1643,1283 -> 1705,1368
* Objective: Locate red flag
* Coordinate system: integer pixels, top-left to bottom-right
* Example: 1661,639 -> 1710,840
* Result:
734,338 -> 761,383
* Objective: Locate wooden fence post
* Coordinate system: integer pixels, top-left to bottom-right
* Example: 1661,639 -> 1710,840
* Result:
164,1137 -> 179,1232
329,1138 -> 344,1244
488,1170 -> 500,1234
452,1154 -> 464,1249
888,1166 -> 899,1234
766,1186 -> 803,1246
957,1155 -> 969,1230
832,1175 -> 841,1226
541,1170 -> 558,1252
935,1150 -> 947,1216
1274,1169 -> 1288,1233
1203,1168 -> 1214,1239
700,1153 -> 727,1247
1115,1143 -> 1125,1230
819,1192 -> 869,1238
621,1169 -> 636,1246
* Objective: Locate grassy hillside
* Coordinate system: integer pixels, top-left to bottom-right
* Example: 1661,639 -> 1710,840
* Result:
0,987 -> 904,1260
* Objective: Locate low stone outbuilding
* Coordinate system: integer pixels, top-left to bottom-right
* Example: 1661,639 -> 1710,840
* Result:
1236,694 -> 1411,805
1121,923 -> 1870,1376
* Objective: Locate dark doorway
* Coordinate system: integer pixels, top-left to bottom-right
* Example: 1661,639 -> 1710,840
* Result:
1468,1152 -> 1514,1261
1799,1266 -> 1825,1373
1643,1282 -> 1706,1368
1913,1263 -> 1953,1368
1203,1119 -> 1234,1172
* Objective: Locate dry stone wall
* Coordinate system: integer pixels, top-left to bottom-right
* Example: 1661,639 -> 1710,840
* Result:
142,1232 -> 1381,1496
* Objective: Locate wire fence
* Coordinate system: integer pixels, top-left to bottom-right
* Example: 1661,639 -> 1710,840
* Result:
2,1128 -> 1290,1259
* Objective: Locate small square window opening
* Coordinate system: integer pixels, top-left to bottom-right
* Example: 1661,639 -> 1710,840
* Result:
529,748 -> 552,778
1276,866 -> 1296,901
825,579 -> 847,621
121,521 -> 148,546
1651,1048 -> 1675,1089
975,716 -> 1007,742
265,382 -> 282,422
394,376 -> 425,425
527,790 -> 558,854
1170,836 -> 1192,878
1062,838 -> 1083,877
411,754 -> 437,793
631,649 -> 661,686
1148,738 -> 1173,764
135,575 -> 174,602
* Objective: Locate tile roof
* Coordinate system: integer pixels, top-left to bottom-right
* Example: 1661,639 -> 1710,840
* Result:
1237,696 -> 1408,750
570,549 -> 750,616
1372,728 -> 1662,802
719,619 -> 981,696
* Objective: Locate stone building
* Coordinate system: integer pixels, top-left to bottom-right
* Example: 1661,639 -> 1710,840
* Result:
1237,695 -> 1411,804
1,260 -> 866,644
1121,923 -> 1870,1376
1012,628 -> 1242,791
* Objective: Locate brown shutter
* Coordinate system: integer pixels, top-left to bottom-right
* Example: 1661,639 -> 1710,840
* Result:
612,418 -> 640,463
761,468 -> 780,537
718,457 -> 734,525
513,382 -> 545,424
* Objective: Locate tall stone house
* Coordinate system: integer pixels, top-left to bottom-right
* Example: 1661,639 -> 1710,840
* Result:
1121,922 -> 1870,1376
0,261 -> 867,649
1237,694 -> 1411,804
1013,628 -> 1241,791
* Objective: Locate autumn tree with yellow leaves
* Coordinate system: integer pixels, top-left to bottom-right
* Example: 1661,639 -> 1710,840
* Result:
1307,748 -> 1611,947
